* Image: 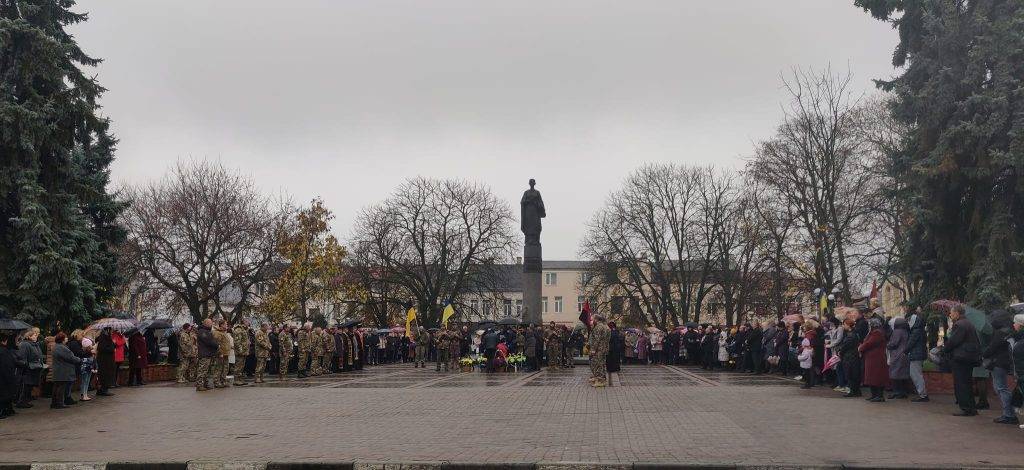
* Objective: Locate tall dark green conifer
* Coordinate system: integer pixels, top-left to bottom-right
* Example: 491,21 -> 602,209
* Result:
1,0 -> 125,328
856,0 -> 1024,308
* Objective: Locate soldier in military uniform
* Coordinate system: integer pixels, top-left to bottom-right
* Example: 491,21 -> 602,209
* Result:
414,326 -> 429,368
560,325 -> 573,368
435,327 -> 449,372
447,328 -> 462,371
278,326 -> 293,380
296,322 -> 311,378
213,320 -> 231,388
232,321 -> 251,386
588,315 -> 611,387
177,324 -> 197,383
308,326 -> 322,376
253,323 -> 272,383
545,322 -> 563,369
323,327 -> 337,373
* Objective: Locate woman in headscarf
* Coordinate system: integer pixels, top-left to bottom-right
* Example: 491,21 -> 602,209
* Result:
886,317 -> 911,399
859,318 -> 890,402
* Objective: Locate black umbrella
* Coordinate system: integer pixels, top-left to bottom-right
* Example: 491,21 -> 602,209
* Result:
339,319 -> 362,328
476,320 -> 498,330
497,316 -> 521,326
141,319 -> 173,330
1011,303 -> 1024,314
0,316 -> 31,331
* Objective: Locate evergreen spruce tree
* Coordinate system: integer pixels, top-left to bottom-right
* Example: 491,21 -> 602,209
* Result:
1,0 -> 125,327
856,0 -> 1024,308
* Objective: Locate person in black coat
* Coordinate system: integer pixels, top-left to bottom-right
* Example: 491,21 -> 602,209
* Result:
0,332 -> 19,419
982,310 -> 1017,424
745,324 -> 764,374
905,312 -> 929,401
607,323 -> 623,373
836,318 -> 862,397
943,304 -> 981,416
95,328 -> 116,396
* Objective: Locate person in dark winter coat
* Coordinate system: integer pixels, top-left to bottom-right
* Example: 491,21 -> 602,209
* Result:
858,318 -> 889,402
1011,314 -> 1024,405
127,331 -> 148,386
837,318 -> 862,397
943,304 -> 981,416
16,327 -> 43,408
886,317 -> 911,399
95,328 -> 116,396
0,332 -> 19,419
744,324 -> 764,374
905,311 -> 929,401
982,310 -> 1017,424
607,323 -> 623,373
49,332 -> 81,409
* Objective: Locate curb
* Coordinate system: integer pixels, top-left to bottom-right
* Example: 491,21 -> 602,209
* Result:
6,463 -> 1023,470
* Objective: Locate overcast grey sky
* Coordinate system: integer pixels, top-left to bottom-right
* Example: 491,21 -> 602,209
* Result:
72,1 -> 897,260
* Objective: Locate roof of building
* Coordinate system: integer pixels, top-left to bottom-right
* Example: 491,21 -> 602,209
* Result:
543,260 -> 591,270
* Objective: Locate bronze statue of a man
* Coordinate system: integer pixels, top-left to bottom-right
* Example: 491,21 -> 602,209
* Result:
520,179 -> 546,246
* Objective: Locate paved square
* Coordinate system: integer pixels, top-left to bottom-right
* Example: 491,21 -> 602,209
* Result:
1,364 -> 1022,467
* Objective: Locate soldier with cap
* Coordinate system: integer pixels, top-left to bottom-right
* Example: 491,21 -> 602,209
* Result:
435,327 -> 450,372
415,326 -> 430,368
253,323 -> 272,383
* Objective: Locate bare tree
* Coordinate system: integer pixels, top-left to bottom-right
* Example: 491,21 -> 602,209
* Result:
120,161 -> 290,323
749,67 -> 876,303
348,177 -> 517,327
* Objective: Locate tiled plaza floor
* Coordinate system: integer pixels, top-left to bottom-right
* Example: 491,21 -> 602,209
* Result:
1,363 -> 1022,466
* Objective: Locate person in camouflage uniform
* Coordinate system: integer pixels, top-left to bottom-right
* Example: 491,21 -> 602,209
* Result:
435,327 -> 449,372
414,326 -> 429,368
277,326 -> 293,379
308,326 -> 323,376
296,322 -> 311,378
177,324 -> 197,383
588,315 -> 611,387
545,322 -> 563,369
213,320 -> 231,388
448,328 -> 462,371
232,321 -> 251,386
560,325 -> 574,368
323,327 -> 336,373
253,323 -> 272,383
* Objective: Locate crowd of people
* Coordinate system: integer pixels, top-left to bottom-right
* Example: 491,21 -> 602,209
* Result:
4,302 -> 1023,426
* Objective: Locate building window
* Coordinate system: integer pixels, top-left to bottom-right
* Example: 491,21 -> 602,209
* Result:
470,299 -> 478,313
482,300 -> 492,316
503,299 -> 512,316
554,296 -> 563,313
542,297 -> 548,313
545,272 -> 557,286
580,272 -> 593,285
515,299 -> 522,315
577,296 -> 585,312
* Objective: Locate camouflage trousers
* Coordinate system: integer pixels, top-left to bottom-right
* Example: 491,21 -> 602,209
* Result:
178,356 -> 197,383
194,357 -> 214,390
232,354 -> 248,384
448,351 -> 460,371
547,344 -> 562,368
254,356 -> 268,382
589,353 -> 607,382
215,356 -> 229,387
278,354 -> 290,377
436,349 -> 449,371
296,351 -> 309,374
415,346 -> 428,367
311,355 -> 323,375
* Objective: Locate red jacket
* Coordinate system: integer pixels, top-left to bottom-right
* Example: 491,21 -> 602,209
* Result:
113,331 -> 127,363
128,333 -> 148,368
858,329 -> 889,387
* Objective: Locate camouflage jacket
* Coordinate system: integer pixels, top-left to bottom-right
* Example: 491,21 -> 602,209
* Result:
232,325 -> 250,355
297,329 -> 311,353
588,323 -> 611,356
278,332 -> 293,356
312,331 -> 325,356
179,330 -> 197,358
213,328 -> 231,357
254,330 -> 272,358
323,331 -> 336,355
435,331 -> 449,350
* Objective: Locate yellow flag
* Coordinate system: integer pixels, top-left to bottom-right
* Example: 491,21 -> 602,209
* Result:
819,294 -> 828,313
442,304 -> 455,327
405,307 -> 417,337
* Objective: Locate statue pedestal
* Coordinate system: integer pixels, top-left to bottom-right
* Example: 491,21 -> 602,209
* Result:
522,243 -> 542,325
